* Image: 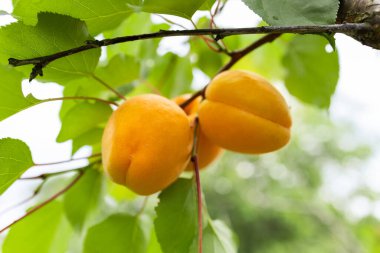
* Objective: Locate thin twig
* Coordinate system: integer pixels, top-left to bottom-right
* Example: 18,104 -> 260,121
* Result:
0,180 -> 46,216
191,117 -> 203,253
90,74 -> 126,101
20,160 -> 100,180
156,14 -> 188,30
209,0 -> 230,53
8,23 -> 372,80
33,153 -> 101,167
0,170 -> 84,234
42,96 -> 118,106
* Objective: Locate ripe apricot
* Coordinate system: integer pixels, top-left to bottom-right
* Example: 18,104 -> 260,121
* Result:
102,94 -> 192,195
198,70 -> 291,154
172,94 -> 222,170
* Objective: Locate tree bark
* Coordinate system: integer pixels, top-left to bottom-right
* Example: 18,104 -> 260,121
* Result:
337,0 -> 380,49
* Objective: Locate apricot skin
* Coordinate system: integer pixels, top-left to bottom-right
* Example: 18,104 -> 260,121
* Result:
172,94 -> 222,170
198,70 -> 292,154
102,94 -> 192,195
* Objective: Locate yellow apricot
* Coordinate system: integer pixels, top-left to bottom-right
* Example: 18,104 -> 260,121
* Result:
172,94 -> 222,170
102,94 -> 192,195
198,70 -> 291,154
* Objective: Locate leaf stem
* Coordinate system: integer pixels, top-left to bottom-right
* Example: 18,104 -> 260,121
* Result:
20,160 -> 100,180
33,153 -> 101,167
89,73 -> 127,101
42,96 -> 118,106
0,170 -> 85,234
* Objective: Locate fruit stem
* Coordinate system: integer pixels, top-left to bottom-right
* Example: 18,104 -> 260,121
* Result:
191,117 -> 203,253
180,89 -> 204,109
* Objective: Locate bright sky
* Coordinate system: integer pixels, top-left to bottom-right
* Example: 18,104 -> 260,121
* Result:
0,0 -> 379,226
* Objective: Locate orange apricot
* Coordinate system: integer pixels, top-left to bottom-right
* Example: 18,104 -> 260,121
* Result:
172,94 -> 222,170
198,70 -> 291,154
102,94 -> 192,195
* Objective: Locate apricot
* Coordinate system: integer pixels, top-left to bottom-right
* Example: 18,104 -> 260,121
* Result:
172,94 -> 222,170
102,94 -> 192,195
198,70 -> 291,154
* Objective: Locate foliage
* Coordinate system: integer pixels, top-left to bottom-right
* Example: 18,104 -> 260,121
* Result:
0,0 -> 378,252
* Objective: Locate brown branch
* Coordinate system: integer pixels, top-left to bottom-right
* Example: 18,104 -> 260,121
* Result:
0,170 -> 84,234
8,23 -> 372,81
337,0 -> 380,49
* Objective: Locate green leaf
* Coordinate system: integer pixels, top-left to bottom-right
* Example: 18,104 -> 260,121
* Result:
0,64 -> 41,121
155,178 -> 198,253
199,0 -> 216,10
57,101 -> 112,143
63,168 -> 103,230
83,214 -> 151,253
72,128 -> 103,155
0,13 -> 100,82
141,0 -> 208,19
147,52 -> 193,98
242,0 -> 339,25
2,201 -> 73,253
60,54 -> 139,101
0,138 -> 33,195
191,36 -> 224,77
146,229 -> 163,253
96,54 -> 140,88
104,13 -> 170,59
282,35 -> 339,108
12,0 -> 134,35
202,220 -> 238,253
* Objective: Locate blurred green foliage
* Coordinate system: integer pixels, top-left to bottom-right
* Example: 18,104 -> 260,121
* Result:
202,105 -> 377,253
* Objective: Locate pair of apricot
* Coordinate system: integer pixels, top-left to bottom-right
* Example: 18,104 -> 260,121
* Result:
101,70 -> 292,195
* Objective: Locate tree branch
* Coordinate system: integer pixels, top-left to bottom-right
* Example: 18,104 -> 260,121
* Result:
337,0 -> 380,49
8,23 -> 372,81
0,170 -> 84,234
